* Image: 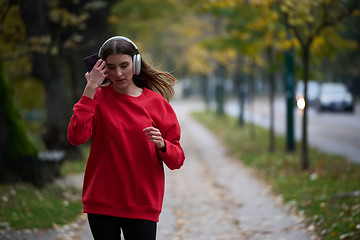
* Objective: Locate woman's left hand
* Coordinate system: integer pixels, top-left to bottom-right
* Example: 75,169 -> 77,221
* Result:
143,127 -> 165,149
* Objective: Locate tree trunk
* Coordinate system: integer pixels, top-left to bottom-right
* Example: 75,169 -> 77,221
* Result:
66,52 -> 86,102
301,45 -> 310,170
235,55 -> 245,127
247,61 -> 256,138
20,0 -> 70,150
42,56 -> 70,149
215,64 -> 226,116
267,46 -> 275,152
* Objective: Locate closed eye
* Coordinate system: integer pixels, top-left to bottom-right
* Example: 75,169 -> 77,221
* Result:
107,64 -> 115,70
120,63 -> 129,69
106,63 -> 129,69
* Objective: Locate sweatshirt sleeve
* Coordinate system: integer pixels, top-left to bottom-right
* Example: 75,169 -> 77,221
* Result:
156,103 -> 185,170
67,95 -> 97,145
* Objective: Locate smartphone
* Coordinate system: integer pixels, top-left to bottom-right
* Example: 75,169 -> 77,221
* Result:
84,54 -> 109,85
84,54 -> 100,72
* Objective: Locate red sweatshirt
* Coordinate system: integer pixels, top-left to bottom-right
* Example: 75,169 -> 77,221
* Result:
67,86 -> 185,222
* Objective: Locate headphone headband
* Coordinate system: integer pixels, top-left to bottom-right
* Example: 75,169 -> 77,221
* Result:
98,36 -> 139,57
98,36 -> 141,75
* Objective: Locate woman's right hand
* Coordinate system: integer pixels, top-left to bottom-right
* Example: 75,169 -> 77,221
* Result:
83,60 -> 108,99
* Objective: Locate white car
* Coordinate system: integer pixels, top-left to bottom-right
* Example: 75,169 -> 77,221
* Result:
316,83 -> 354,112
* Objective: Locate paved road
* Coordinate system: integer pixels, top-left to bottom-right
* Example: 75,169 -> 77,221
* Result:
0,99 -> 316,240
226,96 -> 360,163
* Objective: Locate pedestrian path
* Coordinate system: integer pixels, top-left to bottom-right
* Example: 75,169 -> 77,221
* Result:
157,100 -> 315,240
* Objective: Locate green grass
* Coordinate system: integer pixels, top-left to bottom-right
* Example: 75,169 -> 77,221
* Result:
192,111 -> 360,240
0,146 -> 89,230
0,183 -> 82,229
61,145 -> 89,176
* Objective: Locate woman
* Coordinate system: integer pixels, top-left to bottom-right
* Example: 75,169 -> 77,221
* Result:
67,36 -> 185,240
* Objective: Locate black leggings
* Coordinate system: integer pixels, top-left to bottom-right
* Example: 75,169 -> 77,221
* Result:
87,213 -> 157,240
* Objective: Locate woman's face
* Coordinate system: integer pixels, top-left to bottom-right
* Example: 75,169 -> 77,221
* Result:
105,53 -> 134,92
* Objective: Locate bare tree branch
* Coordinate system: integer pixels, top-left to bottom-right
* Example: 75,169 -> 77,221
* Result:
282,12 -> 306,48
314,3 -> 358,37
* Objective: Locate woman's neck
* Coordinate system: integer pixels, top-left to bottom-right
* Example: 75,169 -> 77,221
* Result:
113,82 -> 143,97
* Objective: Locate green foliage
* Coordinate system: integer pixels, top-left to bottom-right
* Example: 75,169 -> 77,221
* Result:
13,77 -> 46,150
278,0 -> 360,63
323,13 -> 360,79
109,0 -> 218,77
203,0 -> 287,73
14,77 -> 45,111
193,111 -> 360,240
0,3 -> 31,82
0,61 -> 37,160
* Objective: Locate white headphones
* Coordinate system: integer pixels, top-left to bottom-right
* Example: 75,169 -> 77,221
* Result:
98,36 -> 141,75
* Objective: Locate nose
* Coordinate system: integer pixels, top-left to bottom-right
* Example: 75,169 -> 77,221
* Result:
115,68 -> 123,77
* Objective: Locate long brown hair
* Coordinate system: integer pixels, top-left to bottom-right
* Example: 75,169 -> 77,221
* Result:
99,37 -> 177,102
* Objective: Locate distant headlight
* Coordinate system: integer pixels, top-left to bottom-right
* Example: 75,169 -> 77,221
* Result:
297,98 -> 306,110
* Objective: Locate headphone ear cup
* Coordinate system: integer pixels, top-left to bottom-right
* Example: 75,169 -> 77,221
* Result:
135,54 -> 141,75
132,55 -> 137,75
133,54 -> 141,75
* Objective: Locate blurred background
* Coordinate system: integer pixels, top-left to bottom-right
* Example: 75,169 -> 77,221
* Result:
0,0 -> 360,238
